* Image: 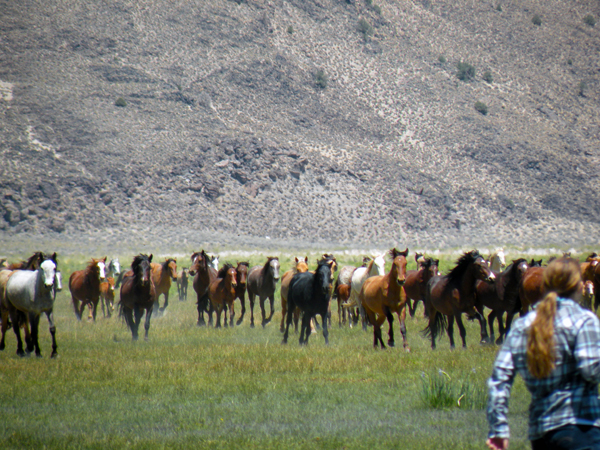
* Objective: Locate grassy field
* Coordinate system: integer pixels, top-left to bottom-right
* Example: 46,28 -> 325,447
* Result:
1,249 -> 578,449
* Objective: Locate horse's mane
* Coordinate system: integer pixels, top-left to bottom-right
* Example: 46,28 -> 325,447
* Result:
236,261 -> 250,268
22,251 -> 46,269
419,258 -> 434,269
446,250 -> 482,284
161,258 -> 176,271
217,263 -> 234,279
86,258 -> 101,273
586,253 -> 599,261
132,254 -> 151,273
389,248 -> 409,260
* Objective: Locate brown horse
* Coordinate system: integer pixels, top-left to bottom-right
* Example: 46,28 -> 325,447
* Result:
208,263 -> 238,328
423,250 -> 495,349
333,265 -> 357,327
99,276 -> 116,318
1,252 -> 46,271
405,257 -> 439,318
247,257 -> 280,328
475,258 -> 529,344
69,257 -> 107,321
360,248 -> 410,350
581,253 -> 600,311
279,257 -> 309,332
233,261 -> 249,326
118,254 -> 155,341
177,268 -> 189,301
150,258 -> 177,315
191,250 -> 217,326
517,265 -> 546,313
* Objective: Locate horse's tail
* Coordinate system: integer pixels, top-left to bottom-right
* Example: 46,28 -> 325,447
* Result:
421,309 -> 446,341
117,300 -> 133,331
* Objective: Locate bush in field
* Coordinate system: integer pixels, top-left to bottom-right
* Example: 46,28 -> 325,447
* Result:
578,81 -> 587,97
358,18 -> 373,40
315,69 -> 328,89
438,55 -> 447,64
583,14 -> 596,27
115,97 -> 127,107
532,14 -> 542,26
456,61 -> 476,81
475,101 -> 488,115
483,71 -> 493,83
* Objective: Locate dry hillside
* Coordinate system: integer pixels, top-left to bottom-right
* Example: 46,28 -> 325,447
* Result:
1,0 -> 599,250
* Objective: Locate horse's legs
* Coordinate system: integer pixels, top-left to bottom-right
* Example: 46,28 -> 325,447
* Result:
215,305 -> 222,328
447,315 -> 456,349
293,307 -> 300,333
88,303 -> 93,320
46,310 -> 58,358
72,296 -> 82,321
268,295 -> 275,324
29,312 -> 41,357
79,300 -> 88,322
92,300 -> 99,322
248,291 -> 256,328
385,308 -> 395,347
299,313 -> 311,345
281,299 -> 295,344
487,311 -> 496,344
133,306 -> 144,341
143,307 -> 152,341
280,296 -> 287,333
259,295 -> 267,327
396,307 -> 409,350
160,292 -> 169,313
455,314 -> 468,349
321,312 -> 329,345
8,307 -> 25,357
475,311 -> 489,344
496,312 -> 506,345
236,292 -> 246,326
408,299 -> 416,318
0,307 -> 9,351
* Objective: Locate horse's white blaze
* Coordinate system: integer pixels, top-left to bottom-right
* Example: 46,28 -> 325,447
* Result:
41,259 -> 57,287
270,259 -> 280,280
98,261 -> 106,280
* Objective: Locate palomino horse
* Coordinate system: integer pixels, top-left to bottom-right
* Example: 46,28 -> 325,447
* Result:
345,253 -> 386,330
282,259 -> 335,346
208,263 -> 238,328
151,258 -> 178,314
177,268 -> 189,301
488,248 -> 506,273
99,277 -> 116,318
423,250 -> 495,349
118,254 -> 155,341
475,258 -> 529,344
333,265 -> 357,327
69,257 -> 107,321
4,254 -> 59,357
233,261 -> 249,326
361,248 -> 410,350
191,250 -> 217,326
247,257 -> 280,328
279,257 -> 309,332
405,257 -> 440,318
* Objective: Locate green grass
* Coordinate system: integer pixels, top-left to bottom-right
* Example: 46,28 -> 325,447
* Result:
1,249 -> 576,449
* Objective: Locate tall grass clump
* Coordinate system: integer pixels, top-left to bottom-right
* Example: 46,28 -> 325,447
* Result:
456,62 -> 476,81
583,14 -> 596,27
315,69 -> 328,89
532,14 -> 542,26
420,369 -> 487,410
358,18 -> 373,40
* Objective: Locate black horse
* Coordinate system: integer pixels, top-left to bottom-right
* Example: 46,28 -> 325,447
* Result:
282,259 -> 334,346
247,257 -> 280,328
475,258 -> 529,345
118,254 -> 155,341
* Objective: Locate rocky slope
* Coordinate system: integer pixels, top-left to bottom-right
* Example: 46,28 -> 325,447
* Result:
1,0 -> 599,250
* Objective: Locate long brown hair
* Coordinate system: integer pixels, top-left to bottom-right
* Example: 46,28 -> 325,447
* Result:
527,258 -> 581,379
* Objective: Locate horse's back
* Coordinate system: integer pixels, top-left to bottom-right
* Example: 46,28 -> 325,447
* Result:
403,269 -> 422,300
360,275 -> 386,311
6,270 -> 46,312
520,267 -> 545,309
288,272 -> 314,311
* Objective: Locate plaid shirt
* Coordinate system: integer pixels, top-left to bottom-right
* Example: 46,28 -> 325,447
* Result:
487,297 -> 600,440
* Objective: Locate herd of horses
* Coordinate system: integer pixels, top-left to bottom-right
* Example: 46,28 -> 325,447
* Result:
1,247 -> 599,357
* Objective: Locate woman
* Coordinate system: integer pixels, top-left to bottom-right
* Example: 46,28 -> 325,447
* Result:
487,258 -> 600,450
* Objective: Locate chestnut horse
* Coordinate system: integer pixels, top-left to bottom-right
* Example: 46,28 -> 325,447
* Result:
69,257 -> 107,321
118,254 -> 155,341
233,262 -> 249,325
191,250 -> 217,326
333,265 -> 357,327
208,263 -> 238,328
247,257 -> 280,328
475,258 -> 529,344
360,248 -> 410,350
405,257 -> 440,318
423,250 -> 495,349
151,258 -> 178,315
346,254 -> 386,331
99,276 -> 116,318
279,257 -> 309,332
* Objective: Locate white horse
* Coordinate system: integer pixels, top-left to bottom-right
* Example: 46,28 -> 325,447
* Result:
107,258 -> 121,279
208,254 -> 219,271
344,253 -> 386,330
4,255 -> 58,357
489,248 -> 506,272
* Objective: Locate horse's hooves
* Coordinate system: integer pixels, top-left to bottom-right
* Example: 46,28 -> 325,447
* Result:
196,321 -> 206,327
495,338 -> 503,345
404,347 -> 411,353
36,353 -> 42,358
388,341 -> 395,348
250,323 -> 255,328
236,319 -> 243,326
51,352 -> 58,359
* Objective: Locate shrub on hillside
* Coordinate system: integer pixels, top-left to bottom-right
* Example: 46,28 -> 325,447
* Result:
483,71 -> 493,83
578,81 -> 587,97
115,97 -> 127,107
583,14 -> 596,27
438,55 -> 447,64
315,70 -> 328,89
456,62 -> 476,81
532,14 -> 542,26
474,101 -> 488,115
287,25 -> 294,34
495,4 -> 502,12
358,18 -> 373,40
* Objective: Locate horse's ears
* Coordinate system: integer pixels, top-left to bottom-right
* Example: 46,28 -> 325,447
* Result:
51,252 -> 57,263
149,254 -> 153,262
401,248 -> 409,257
295,257 -> 299,263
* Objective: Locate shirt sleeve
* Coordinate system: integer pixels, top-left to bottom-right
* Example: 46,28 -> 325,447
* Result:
574,313 -> 600,384
487,332 -> 517,439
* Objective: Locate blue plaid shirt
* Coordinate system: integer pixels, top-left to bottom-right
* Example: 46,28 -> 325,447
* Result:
487,297 -> 600,440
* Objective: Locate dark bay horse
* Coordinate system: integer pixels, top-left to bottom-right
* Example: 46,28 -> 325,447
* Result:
233,262 -> 249,326
423,250 -> 495,349
190,250 -> 217,326
118,254 -> 155,341
279,257 -> 309,332
360,248 -> 410,350
2,252 -> 46,271
282,259 -> 334,345
247,257 -> 280,328
475,258 -> 529,344
151,258 -> 178,314
69,257 -> 107,321
517,265 -> 546,314
208,263 -> 238,328
405,257 -> 440,318
3,254 -> 58,357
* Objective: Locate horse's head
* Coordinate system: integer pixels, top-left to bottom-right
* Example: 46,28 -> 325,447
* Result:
319,254 -> 337,282
109,258 -> 121,276
235,262 -> 249,288
40,258 -> 57,289
415,252 -> 424,265
474,254 -> 495,283
268,257 -> 280,281
512,259 -> 529,280
166,258 -> 178,281
97,257 -> 107,281
389,248 -> 409,286
421,258 -> 439,280
317,260 -> 334,295
372,254 -> 386,276
133,254 -> 153,286
107,276 -> 115,291
227,266 -> 237,288
295,256 -> 309,274
209,254 -> 219,271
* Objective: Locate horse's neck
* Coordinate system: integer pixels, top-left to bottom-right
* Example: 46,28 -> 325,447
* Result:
458,267 -> 478,298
